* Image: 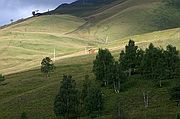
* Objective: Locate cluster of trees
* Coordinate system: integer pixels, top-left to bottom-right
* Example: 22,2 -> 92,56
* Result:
53,75 -> 103,119
93,49 -> 127,93
93,40 -> 179,90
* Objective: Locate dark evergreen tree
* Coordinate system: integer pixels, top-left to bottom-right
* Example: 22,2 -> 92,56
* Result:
113,62 -> 127,93
119,40 -> 138,76
136,48 -> 144,74
177,113 -> 180,119
141,43 -> 179,86
84,85 -> 103,117
141,43 -> 167,86
41,57 -> 55,78
170,85 -> 180,107
164,45 -> 179,79
93,48 -> 114,86
20,112 -> 28,119
81,75 -> 91,101
54,75 -> 79,119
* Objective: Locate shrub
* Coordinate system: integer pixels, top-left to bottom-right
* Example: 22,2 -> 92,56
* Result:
0,74 -> 5,82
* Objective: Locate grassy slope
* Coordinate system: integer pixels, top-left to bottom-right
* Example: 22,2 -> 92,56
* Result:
73,0 -> 180,42
0,28 -> 180,119
0,15 -> 101,74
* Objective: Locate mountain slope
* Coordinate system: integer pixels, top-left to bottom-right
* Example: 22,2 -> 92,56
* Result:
0,15 -> 95,74
67,0 -> 180,41
0,0 -> 180,74
0,31 -> 180,118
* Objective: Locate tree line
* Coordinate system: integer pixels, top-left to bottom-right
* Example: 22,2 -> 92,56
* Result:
93,40 -> 179,90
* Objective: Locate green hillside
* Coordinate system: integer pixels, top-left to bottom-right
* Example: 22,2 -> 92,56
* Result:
70,0 -> 180,41
0,15 -> 97,74
0,27 -> 180,118
0,40 -> 180,119
0,0 -> 180,118
0,0 -> 180,74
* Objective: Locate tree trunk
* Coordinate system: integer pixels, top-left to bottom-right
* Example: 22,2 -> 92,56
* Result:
159,80 -> 162,87
176,101 -> 179,107
117,80 -> 121,93
143,92 -> 148,108
128,68 -> 132,76
113,80 -> 117,93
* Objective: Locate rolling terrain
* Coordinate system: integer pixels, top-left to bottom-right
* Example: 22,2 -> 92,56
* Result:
0,0 -> 180,118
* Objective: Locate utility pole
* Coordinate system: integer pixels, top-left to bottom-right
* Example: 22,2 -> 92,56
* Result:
85,47 -> 87,54
105,35 -> 108,44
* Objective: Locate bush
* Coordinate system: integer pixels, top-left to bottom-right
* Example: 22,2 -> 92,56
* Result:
0,74 -> 5,82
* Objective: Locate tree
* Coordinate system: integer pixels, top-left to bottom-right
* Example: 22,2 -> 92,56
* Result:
32,11 -> 36,16
54,75 -> 79,119
41,57 -> 55,78
136,48 -> 144,74
0,74 -> 5,82
177,113 -> 180,119
164,45 -> 179,79
141,43 -> 167,86
10,19 -> 13,23
119,40 -> 138,76
84,85 -> 103,117
113,62 -> 127,93
93,48 -> 114,86
141,43 -> 179,87
20,112 -> 28,119
81,75 -> 91,101
170,85 -> 180,106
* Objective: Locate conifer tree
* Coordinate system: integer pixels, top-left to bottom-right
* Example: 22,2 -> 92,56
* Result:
54,75 -> 79,119
84,84 -> 103,117
164,45 -> 179,79
113,62 -> 127,93
136,48 -> 144,74
81,75 -> 91,101
93,48 -> 114,86
119,40 -> 138,76
177,113 -> 180,119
